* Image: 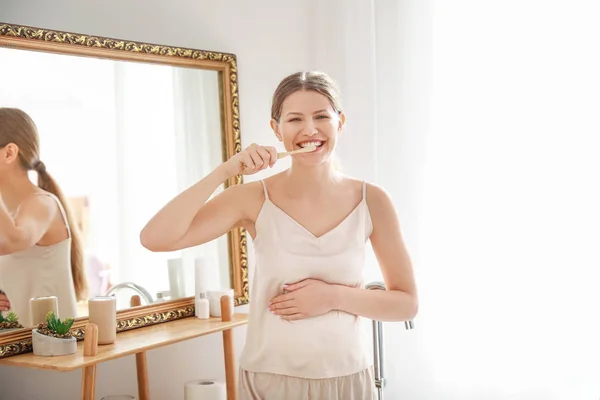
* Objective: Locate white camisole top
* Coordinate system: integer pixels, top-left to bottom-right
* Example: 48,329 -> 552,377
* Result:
0,192 -> 78,327
239,180 -> 373,379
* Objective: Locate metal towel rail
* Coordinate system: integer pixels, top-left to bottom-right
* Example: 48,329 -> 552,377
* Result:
366,281 -> 414,400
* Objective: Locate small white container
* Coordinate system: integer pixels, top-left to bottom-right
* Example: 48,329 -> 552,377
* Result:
154,291 -> 170,303
207,289 -> 234,317
195,292 -> 210,319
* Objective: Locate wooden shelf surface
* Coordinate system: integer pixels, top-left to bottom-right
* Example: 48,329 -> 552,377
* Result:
0,314 -> 248,372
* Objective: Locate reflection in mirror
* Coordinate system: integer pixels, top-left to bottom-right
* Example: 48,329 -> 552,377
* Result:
0,47 -> 231,333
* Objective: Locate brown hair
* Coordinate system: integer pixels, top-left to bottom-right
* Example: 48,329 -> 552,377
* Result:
0,108 -> 88,301
271,71 -> 343,121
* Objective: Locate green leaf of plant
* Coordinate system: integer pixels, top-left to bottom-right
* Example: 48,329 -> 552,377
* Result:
6,311 -> 18,322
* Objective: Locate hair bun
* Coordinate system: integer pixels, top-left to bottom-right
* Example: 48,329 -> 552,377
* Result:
33,160 -> 46,173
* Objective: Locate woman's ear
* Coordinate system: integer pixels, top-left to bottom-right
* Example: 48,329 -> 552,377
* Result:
270,119 -> 283,142
338,112 -> 346,133
1,143 -> 20,165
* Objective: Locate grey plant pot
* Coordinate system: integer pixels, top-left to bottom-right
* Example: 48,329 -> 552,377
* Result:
32,329 -> 77,357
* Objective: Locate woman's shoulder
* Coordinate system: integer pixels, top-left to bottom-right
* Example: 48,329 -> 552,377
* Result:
221,175 -> 287,230
15,190 -> 59,216
363,181 -> 391,201
361,181 -> 398,225
224,177 -> 276,219
333,175 -> 394,209
229,177 -> 273,199
333,174 -> 380,197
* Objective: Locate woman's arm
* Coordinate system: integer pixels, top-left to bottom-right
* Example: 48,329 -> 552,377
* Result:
334,183 -> 418,321
140,164 -> 235,251
0,195 -> 58,255
140,144 -> 277,252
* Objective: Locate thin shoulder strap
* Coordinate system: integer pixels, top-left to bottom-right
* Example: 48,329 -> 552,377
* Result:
362,180 -> 367,201
34,192 -> 71,238
362,180 -> 373,237
260,180 -> 270,200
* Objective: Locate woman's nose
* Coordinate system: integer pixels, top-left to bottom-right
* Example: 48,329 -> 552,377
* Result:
304,122 -> 318,135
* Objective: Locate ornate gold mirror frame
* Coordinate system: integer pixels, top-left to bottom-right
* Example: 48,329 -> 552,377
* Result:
0,22 -> 248,359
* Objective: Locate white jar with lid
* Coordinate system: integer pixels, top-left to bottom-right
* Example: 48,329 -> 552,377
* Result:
207,289 -> 234,317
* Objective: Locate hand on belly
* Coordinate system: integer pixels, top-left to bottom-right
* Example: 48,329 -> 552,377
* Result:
268,278 -> 342,321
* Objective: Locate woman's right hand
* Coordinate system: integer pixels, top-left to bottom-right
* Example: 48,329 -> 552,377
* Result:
0,292 -> 10,311
223,143 -> 278,177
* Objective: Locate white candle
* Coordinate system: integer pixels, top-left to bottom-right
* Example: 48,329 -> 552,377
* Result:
88,296 -> 117,345
207,289 -> 234,317
29,296 -> 58,326
168,258 -> 185,299
194,257 -> 210,296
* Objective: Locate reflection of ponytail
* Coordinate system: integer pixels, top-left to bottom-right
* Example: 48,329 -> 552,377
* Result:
37,166 -> 88,301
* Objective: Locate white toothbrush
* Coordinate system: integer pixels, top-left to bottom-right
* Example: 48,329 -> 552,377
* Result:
277,145 -> 317,159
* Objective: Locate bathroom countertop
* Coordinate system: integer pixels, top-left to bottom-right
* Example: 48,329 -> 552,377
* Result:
0,313 -> 248,372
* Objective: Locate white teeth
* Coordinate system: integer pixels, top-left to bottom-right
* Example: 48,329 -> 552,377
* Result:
299,141 -> 323,148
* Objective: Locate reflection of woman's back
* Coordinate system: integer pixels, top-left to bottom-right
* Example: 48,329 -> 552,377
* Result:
0,107 -> 87,327
0,193 -> 78,326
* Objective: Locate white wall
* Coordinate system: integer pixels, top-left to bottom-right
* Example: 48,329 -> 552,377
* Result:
0,1 -> 311,399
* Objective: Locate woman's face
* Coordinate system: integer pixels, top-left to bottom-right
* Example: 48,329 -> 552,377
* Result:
271,90 -> 345,166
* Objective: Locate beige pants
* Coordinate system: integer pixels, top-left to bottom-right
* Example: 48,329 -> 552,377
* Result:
238,367 -> 376,400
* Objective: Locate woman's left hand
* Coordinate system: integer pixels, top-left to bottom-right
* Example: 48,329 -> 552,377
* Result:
269,279 -> 338,321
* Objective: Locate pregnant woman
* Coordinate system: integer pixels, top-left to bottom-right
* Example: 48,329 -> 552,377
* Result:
141,71 -> 418,399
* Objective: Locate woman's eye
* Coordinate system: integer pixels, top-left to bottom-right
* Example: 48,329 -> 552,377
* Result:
316,115 -> 329,119
289,118 -> 301,122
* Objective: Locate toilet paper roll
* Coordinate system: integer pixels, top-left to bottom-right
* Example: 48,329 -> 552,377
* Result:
184,379 -> 226,400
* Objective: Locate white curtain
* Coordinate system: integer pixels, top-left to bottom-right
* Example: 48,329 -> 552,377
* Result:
112,61 -> 180,297
309,0 -> 600,398
171,68 -> 231,294
113,63 -> 230,299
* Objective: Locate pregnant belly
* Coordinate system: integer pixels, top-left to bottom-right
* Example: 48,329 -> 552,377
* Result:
273,310 -> 361,342
244,310 -> 370,378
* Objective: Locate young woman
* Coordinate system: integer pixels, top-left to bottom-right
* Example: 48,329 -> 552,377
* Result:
0,108 -> 87,326
141,71 -> 418,399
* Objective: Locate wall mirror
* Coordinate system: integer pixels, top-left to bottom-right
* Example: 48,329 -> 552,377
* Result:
0,22 -> 248,358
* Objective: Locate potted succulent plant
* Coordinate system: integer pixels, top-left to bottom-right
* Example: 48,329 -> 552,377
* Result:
32,311 -> 77,356
0,311 -> 23,332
